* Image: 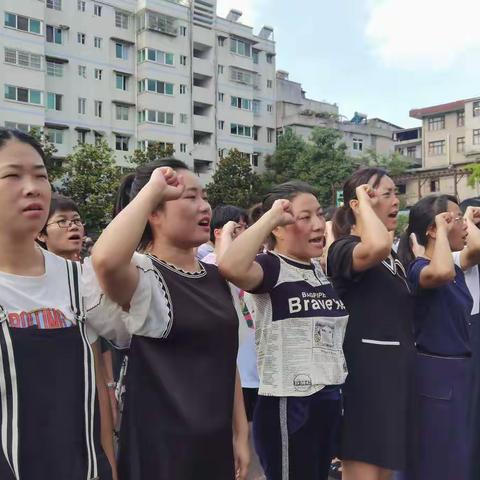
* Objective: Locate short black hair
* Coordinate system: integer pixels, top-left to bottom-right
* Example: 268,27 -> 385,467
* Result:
210,205 -> 248,243
0,128 -> 46,162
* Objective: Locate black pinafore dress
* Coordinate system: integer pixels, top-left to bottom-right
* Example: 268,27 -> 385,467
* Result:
0,260 -> 110,480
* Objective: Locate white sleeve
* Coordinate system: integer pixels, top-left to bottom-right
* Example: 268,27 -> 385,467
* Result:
452,251 -> 462,269
82,253 -> 173,348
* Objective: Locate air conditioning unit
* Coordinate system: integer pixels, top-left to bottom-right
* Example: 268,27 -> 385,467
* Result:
59,24 -> 70,30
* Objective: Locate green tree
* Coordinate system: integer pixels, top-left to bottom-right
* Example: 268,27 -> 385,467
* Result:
294,128 -> 356,207
467,163 -> 480,187
128,142 -> 175,167
263,128 -> 307,184
62,140 -> 121,234
205,149 -> 263,209
359,149 -> 411,177
29,127 -> 63,182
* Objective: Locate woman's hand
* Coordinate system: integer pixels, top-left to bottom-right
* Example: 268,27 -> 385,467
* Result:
268,199 -> 295,228
410,232 -> 426,258
145,167 -> 185,206
355,184 -> 378,207
233,432 -> 250,480
434,212 -> 454,233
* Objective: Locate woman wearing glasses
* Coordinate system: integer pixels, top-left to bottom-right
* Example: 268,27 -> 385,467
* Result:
398,196 -> 480,480
0,128 -> 115,480
327,168 -> 415,480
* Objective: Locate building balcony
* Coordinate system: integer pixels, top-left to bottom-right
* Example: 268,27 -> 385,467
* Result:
193,114 -> 214,133
193,86 -> 214,105
193,57 -> 214,77
137,10 -> 177,36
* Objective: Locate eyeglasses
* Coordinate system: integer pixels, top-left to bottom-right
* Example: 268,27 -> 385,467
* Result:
46,219 -> 84,229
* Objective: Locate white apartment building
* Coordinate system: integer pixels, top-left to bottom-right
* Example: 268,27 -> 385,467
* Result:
0,0 -> 276,182
276,70 -> 400,158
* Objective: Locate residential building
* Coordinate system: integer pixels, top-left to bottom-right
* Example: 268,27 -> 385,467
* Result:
275,70 -> 400,157
395,98 -> 480,206
0,1 -> 276,182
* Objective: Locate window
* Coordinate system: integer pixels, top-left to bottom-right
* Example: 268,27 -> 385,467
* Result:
5,48 -> 42,70
95,100 -> 103,118
218,36 -> 225,46
77,1 -> 85,12
180,26 -> 187,36
267,128 -> 274,143
47,92 -> 62,111
94,37 -> 102,48
143,11 -> 177,35
46,25 -> 62,44
180,114 -> 187,124
428,116 -> 445,131
430,179 -> 439,193
115,43 -> 128,60
474,102 -> 480,118
94,132 -> 103,145
180,84 -> 186,94
230,37 -> 251,57
428,140 -> 445,156
252,153 -> 259,167
138,79 -> 174,95
218,92 -> 224,102
180,55 -> 187,66
231,96 -> 252,111
116,73 -> 128,91
77,130 -> 87,144
115,11 -> 128,29
115,104 -> 129,121
94,4 -> 102,16
94,68 -> 103,80
47,0 -> 62,10
407,146 -> 416,158
78,97 -> 86,114
4,85 -> 42,105
252,100 -> 261,114
4,121 -> 40,133
267,104 -> 273,113
137,48 -> 174,66
47,129 -> 63,145
253,126 -> 259,140
218,120 -> 224,130
267,79 -> 273,88
46,61 -> 63,77
252,50 -> 259,64
474,129 -> 480,145
266,53 -> 274,64
230,68 -> 253,85
353,138 -> 363,151
138,110 -> 174,126
457,137 -> 465,153
78,65 -> 86,78
4,13 -> 41,34
77,33 -> 86,45
457,111 -> 465,127
230,123 -> 252,137
180,143 -> 187,153
115,135 -> 129,151
218,64 -> 224,74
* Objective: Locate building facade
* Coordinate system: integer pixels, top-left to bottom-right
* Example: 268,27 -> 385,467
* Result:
1,0 -> 276,182
275,71 -> 400,157
396,98 -> 480,206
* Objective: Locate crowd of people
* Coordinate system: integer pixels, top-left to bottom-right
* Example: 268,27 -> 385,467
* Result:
0,126 -> 478,480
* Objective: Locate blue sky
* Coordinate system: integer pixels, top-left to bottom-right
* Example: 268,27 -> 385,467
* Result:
217,0 -> 480,128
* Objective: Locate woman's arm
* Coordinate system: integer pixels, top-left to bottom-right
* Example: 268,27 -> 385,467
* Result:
232,369 -> 250,480
419,212 -> 456,289
459,207 -> 480,270
92,167 -> 184,308
219,200 -> 294,291
351,185 -> 393,272
92,341 -> 118,480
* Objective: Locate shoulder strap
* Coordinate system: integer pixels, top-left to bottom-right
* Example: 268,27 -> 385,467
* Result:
0,306 -> 20,479
65,260 -> 98,480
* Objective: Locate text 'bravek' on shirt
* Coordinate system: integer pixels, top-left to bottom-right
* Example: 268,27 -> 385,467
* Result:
245,251 -> 349,397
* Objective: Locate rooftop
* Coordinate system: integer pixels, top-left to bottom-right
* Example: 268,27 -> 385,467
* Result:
409,98 -> 479,119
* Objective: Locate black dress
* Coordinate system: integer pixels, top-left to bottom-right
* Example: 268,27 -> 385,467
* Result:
327,235 -> 415,470
118,256 -> 239,480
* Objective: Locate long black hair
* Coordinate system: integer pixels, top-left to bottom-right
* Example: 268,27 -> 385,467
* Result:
261,180 -> 317,248
0,128 -> 46,162
397,194 -> 459,268
332,167 -> 388,239
115,157 -> 190,251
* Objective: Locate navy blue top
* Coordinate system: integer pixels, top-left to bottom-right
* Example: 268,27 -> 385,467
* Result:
407,257 -> 473,357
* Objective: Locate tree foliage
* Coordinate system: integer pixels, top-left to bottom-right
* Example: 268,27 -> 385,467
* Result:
358,149 -> 411,177
128,142 -> 175,167
467,163 -> 480,187
61,140 -> 122,234
205,149 -> 263,209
